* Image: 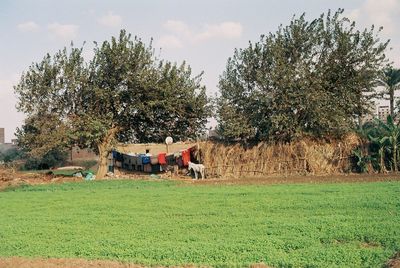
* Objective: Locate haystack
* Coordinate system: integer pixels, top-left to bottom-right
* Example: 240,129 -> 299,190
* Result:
197,133 -> 360,178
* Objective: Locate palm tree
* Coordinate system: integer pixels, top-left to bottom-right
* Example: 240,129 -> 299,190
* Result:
377,67 -> 400,118
376,115 -> 400,172
368,135 -> 388,173
362,121 -> 388,173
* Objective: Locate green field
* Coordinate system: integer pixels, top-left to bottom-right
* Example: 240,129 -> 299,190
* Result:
0,180 -> 399,267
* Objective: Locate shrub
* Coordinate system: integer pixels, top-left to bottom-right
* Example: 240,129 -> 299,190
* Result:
23,149 -> 69,170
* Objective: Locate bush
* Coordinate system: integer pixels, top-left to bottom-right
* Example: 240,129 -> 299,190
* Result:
0,147 -> 25,163
23,149 -> 69,170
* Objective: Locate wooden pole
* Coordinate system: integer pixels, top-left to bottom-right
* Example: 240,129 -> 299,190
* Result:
196,137 -> 201,163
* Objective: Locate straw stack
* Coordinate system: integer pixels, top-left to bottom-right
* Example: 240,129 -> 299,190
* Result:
196,133 -> 360,178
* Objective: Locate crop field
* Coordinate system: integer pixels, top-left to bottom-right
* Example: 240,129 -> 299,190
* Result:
0,180 -> 399,267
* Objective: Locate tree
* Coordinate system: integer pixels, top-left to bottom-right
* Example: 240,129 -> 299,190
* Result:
377,67 -> 400,118
364,115 -> 400,173
367,132 -> 389,173
15,113 -> 70,159
217,9 -> 389,142
216,99 -> 256,141
375,115 -> 400,172
15,30 -> 210,178
0,147 -> 24,163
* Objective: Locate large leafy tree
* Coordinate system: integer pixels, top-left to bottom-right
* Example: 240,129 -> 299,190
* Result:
15,30 -> 210,178
217,9 -> 389,142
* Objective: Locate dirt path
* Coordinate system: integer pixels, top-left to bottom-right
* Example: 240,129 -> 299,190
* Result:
187,173 -> 400,185
0,257 -> 145,268
0,256 -> 398,268
0,168 -> 84,191
2,166 -> 400,191
388,252 -> 400,268
0,257 -> 273,268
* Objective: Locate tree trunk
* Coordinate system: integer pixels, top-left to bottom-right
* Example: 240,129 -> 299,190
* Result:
96,127 -> 120,179
97,143 -> 109,179
394,143 -> 398,172
379,148 -> 386,173
390,87 -> 394,118
397,149 -> 400,171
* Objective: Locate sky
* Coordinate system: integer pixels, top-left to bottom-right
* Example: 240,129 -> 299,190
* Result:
0,0 -> 399,142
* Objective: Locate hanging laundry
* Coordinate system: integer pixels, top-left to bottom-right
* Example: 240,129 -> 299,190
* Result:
113,151 -> 123,162
166,154 -> 176,165
150,156 -> 159,165
182,149 -> 191,166
151,164 -> 161,173
158,153 -> 167,165
142,155 -> 151,165
137,155 -> 143,165
176,156 -> 184,167
144,164 -> 152,173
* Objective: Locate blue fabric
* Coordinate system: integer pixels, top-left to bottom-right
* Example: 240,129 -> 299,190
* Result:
142,155 -> 151,164
114,151 -> 123,161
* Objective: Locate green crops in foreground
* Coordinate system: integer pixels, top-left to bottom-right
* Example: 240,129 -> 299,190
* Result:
0,180 -> 399,267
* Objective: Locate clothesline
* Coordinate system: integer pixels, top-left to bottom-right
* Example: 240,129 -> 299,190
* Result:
109,146 -> 196,173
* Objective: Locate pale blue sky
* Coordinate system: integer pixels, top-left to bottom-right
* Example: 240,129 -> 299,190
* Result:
1,0 -> 399,142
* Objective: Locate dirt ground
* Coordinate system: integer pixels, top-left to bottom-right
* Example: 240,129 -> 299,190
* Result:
0,168 -> 84,191
388,253 -> 400,268
187,173 -> 400,185
2,167 -> 400,191
0,257 -> 274,268
389,259 -> 400,268
0,257 -> 145,268
0,256 -> 398,268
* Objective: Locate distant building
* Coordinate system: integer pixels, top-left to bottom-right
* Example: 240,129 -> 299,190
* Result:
0,128 -> 4,144
361,99 -> 397,124
378,105 -> 390,121
0,128 -> 18,154
70,146 -> 97,161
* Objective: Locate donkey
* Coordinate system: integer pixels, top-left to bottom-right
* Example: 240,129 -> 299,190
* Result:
188,161 -> 205,180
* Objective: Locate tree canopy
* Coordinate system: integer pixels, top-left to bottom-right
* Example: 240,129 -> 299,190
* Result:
216,9 -> 389,142
15,30 -> 210,177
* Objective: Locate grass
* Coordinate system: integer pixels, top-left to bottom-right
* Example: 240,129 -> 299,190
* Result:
0,180 -> 399,267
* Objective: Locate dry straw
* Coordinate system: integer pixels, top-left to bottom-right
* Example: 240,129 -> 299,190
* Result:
197,133 -> 361,178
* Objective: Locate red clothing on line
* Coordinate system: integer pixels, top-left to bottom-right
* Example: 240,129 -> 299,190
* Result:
158,153 -> 167,165
182,149 -> 190,166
